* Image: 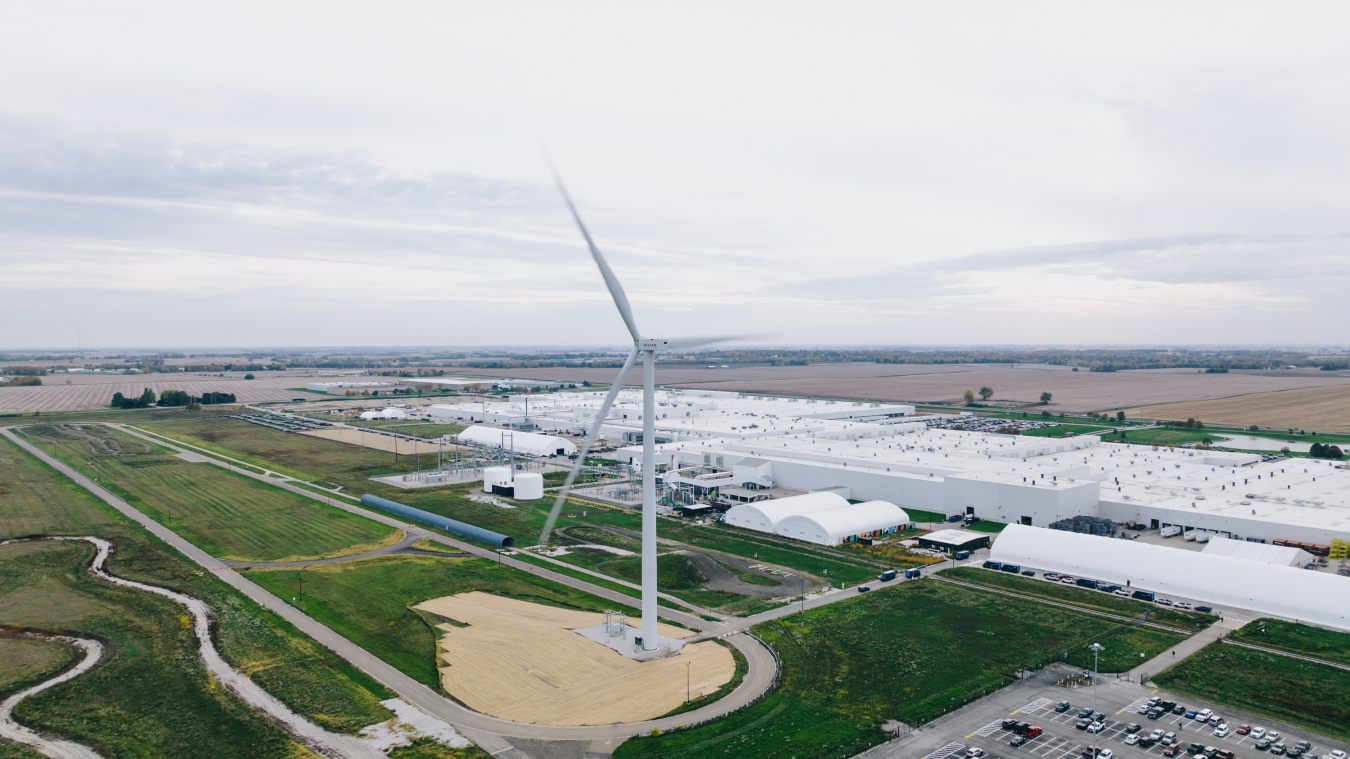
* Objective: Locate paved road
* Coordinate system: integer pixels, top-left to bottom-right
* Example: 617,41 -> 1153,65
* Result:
3,426 -> 780,752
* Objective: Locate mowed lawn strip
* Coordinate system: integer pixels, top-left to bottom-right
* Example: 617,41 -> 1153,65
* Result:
1154,643 -> 1350,743
1229,618 -> 1350,665
618,578 -> 1184,759
22,424 -> 396,562
942,566 -> 1215,631
143,417 -> 405,481
0,435 -> 396,754
245,554 -> 617,687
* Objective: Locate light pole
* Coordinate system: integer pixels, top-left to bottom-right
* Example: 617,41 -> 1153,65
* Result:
1089,643 -> 1104,757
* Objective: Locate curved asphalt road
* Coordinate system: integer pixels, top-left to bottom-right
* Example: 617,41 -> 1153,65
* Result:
2,425 -> 779,751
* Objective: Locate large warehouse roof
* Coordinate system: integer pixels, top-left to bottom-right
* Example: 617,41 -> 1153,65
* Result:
723,491 -> 849,532
456,426 -> 578,457
1201,536 -> 1313,567
990,525 -> 1350,632
775,500 -> 909,546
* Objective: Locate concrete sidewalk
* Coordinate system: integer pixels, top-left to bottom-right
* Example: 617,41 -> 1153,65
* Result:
1129,617 -> 1245,682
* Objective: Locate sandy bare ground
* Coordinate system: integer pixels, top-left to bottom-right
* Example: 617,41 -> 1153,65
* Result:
452,364 -> 1350,412
416,592 -> 734,726
0,631 -> 103,759
299,427 -> 448,455
1128,384 -> 1350,432
0,536 -> 386,759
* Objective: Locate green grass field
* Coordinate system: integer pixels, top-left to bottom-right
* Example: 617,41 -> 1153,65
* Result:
0,435 -> 396,755
965,520 -> 1006,533
903,508 -> 948,523
1116,428 -> 1215,445
942,567 -> 1215,631
618,579 -> 1183,759
1229,618 -> 1350,665
1154,643 -> 1350,742
23,424 -> 396,562
245,554 -> 617,687
1021,424 -> 1116,438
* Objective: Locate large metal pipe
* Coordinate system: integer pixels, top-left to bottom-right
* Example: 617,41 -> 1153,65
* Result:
359,494 -> 514,548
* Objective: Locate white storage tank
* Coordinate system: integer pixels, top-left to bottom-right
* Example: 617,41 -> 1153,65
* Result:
483,467 -> 512,490
513,472 -> 544,500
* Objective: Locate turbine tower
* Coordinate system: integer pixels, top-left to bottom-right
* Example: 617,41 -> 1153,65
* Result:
540,167 -> 749,652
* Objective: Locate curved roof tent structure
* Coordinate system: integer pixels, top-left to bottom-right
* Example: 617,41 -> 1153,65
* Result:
456,426 -> 579,457
776,500 -> 910,546
723,491 -> 850,533
991,524 -> 1350,632
1201,535 -> 1313,567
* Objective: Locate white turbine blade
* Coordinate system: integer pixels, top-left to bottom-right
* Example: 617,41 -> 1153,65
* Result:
661,332 -> 781,351
547,163 -> 642,343
539,346 -> 640,543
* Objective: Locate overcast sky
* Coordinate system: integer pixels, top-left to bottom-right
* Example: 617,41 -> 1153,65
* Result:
2,2 -> 1349,349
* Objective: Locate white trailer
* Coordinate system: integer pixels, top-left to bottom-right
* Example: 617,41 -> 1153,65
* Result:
1160,525 -> 1183,538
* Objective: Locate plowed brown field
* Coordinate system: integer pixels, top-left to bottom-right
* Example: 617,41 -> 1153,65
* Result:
1127,384 -> 1350,431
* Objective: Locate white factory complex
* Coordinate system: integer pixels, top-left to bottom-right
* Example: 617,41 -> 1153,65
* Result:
424,388 -> 1350,551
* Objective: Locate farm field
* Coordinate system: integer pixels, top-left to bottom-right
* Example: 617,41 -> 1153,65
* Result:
1130,384 -> 1350,432
21,424 -> 397,562
446,363 -> 1350,412
1154,642 -> 1350,743
1115,428 -> 1216,445
617,578 -> 1183,759
245,553 -> 618,687
941,567 -> 1215,631
301,426 -> 448,455
0,435 -> 397,754
1020,423 -> 1116,437
1229,618 -> 1350,665
0,371 -> 330,414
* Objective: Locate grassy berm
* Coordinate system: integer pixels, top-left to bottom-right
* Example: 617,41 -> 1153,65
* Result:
615,579 -> 1184,759
1154,642 -> 1350,743
0,435 -> 396,757
943,566 -> 1215,631
1229,617 -> 1350,665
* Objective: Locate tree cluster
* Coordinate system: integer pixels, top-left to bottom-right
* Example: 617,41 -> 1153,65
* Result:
111,389 -> 157,408
2,376 -> 41,386
1309,443 -> 1345,459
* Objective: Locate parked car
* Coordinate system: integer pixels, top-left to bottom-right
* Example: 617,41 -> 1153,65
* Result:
1327,751 -> 1347,759
1139,704 -> 1154,714
1089,722 -> 1105,734
1209,715 -> 1224,726
1267,733 -> 1282,743
1140,738 -> 1158,749
1237,726 -> 1253,736
1203,747 -> 1219,758
1079,708 -> 1095,719
1165,732 -> 1178,745
1045,573 -> 1061,581
1215,751 -> 1235,759
1156,598 -> 1174,606
1294,741 -> 1312,752
1214,727 -> 1230,738
1271,746 -> 1286,755
1094,712 -> 1106,722
1021,570 -> 1035,576
1126,736 -> 1141,746
879,569 -> 897,581
1196,709 -> 1214,721
1149,709 -> 1165,720
1114,589 -> 1131,596
1287,748 -> 1304,759
1055,702 -> 1071,713
1188,744 -> 1206,755
1175,602 -> 1193,610
966,748 -> 986,758
1099,584 -> 1122,593
1164,746 -> 1182,757
1061,577 -> 1077,584
1195,606 -> 1213,613
1003,719 -> 1021,730
858,585 -> 872,593
1251,728 -> 1266,739
1011,736 -> 1029,748
1185,710 -> 1200,719
1150,730 -> 1166,742
1022,727 -> 1043,739
1255,741 -> 1271,751
1173,705 -> 1187,715
1149,697 -> 1163,706
1126,724 -> 1142,734
1076,719 -> 1092,730
1160,701 -> 1177,711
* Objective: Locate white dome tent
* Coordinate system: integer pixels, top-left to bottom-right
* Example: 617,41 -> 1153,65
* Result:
723,491 -> 850,533
456,426 -> 578,457
990,524 -> 1350,632
359,407 -> 407,420
776,501 -> 910,546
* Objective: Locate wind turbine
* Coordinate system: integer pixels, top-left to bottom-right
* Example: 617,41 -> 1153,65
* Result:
540,167 -> 751,652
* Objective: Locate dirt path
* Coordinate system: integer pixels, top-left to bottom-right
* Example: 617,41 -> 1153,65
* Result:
0,631 -> 103,759
0,536 -> 386,759
222,533 -> 470,568
680,551 -> 786,597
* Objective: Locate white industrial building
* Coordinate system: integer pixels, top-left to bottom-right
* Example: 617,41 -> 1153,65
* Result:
991,525 -> 1350,632
455,425 -> 578,457
306,381 -> 399,394
723,491 -> 910,546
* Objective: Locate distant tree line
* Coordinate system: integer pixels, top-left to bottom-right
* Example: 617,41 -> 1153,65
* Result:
2,376 -> 42,386
1321,362 -> 1349,371
110,390 -> 235,409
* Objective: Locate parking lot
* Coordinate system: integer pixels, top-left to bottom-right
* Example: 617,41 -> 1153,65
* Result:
860,664 -> 1347,759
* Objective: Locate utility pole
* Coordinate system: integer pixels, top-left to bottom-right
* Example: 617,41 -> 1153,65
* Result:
1090,642 -> 1104,758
